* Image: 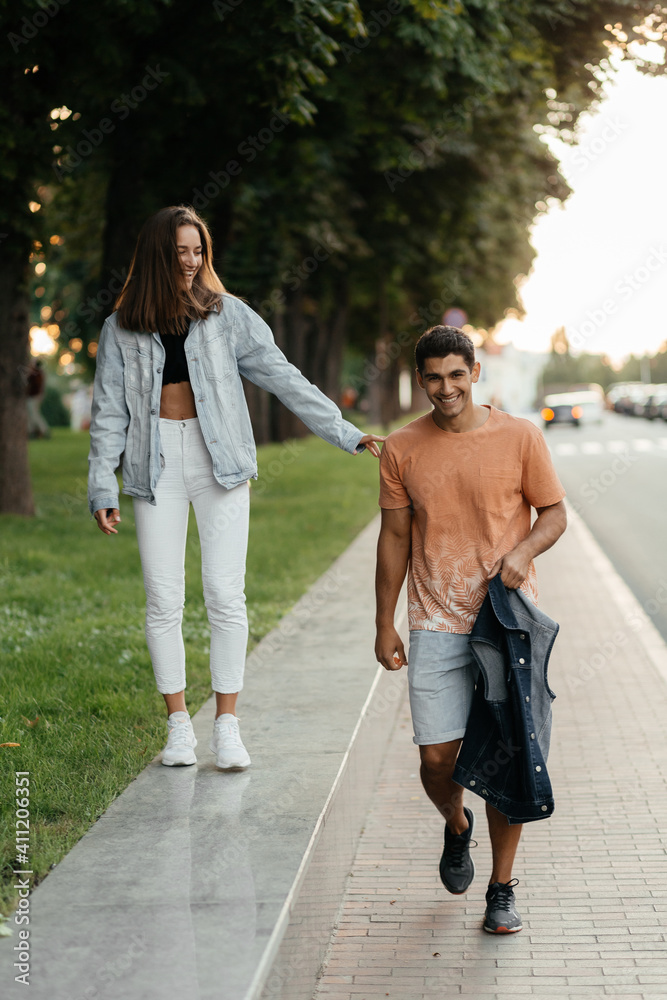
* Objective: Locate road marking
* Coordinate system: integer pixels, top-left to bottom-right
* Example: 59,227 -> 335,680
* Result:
554,443 -> 578,456
552,438 -> 667,457
581,441 -> 604,454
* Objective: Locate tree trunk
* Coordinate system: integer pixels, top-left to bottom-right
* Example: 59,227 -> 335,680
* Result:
272,289 -> 310,442
368,281 -> 401,430
314,276 -> 348,401
327,300 -> 347,403
100,120 -> 155,289
0,247 -> 35,515
242,377 -> 271,445
269,283 -> 350,443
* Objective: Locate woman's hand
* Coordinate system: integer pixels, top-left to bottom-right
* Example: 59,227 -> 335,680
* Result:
94,508 -> 121,535
357,433 -> 385,458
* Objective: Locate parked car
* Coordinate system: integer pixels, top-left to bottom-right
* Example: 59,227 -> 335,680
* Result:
631,384 -> 655,416
642,384 -> 667,420
605,383 -> 638,412
541,390 -> 605,428
609,383 -> 653,416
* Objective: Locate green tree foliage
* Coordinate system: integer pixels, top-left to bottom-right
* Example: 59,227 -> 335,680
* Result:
541,330 -> 667,394
614,345 -> 667,385
542,348 -> 616,392
2,1 -> 667,506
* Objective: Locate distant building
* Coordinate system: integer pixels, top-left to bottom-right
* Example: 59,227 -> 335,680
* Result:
474,342 -> 548,414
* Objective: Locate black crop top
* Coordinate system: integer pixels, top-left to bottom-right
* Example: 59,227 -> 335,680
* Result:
160,317 -> 191,386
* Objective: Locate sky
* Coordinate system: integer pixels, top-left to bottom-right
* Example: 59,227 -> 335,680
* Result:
495,44 -> 667,363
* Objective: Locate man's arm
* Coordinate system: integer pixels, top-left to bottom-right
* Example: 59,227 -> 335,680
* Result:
375,506 -> 412,670
491,499 -> 567,589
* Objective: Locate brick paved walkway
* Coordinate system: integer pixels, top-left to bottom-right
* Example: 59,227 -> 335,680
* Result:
314,509 -> 667,999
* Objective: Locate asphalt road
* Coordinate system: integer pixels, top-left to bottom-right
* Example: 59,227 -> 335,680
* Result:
538,409 -> 667,643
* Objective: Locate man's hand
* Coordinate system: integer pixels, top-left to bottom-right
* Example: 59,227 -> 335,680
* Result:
490,543 -> 531,589
358,433 -> 385,458
375,624 -> 407,671
94,507 -> 121,535
491,500 -> 567,588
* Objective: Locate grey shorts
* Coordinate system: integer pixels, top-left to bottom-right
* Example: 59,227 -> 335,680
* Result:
408,630 -> 479,746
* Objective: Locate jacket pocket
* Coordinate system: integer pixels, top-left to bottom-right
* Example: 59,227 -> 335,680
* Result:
125,348 -> 153,395
200,334 -> 233,381
478,471 -> 520,514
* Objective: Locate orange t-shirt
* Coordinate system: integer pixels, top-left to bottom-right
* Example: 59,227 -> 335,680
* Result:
379,406 -> 566,633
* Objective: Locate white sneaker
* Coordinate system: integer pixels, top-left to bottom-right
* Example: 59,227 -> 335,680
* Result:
210,714 -> 251,770
161,712 -> 197,766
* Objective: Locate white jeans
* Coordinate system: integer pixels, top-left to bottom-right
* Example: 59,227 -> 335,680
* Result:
133,417 -> 250,695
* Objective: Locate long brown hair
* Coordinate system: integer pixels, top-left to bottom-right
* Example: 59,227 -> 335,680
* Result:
115,206 -> 226,335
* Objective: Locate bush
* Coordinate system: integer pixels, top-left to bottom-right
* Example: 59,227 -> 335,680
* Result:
41,386 -> 71,427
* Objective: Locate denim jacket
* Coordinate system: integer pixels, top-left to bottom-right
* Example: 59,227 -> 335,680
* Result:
452,574 -> 559,824
87,293 -> 365,517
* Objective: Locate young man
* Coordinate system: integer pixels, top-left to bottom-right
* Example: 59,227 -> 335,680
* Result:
375,326 -> 566,933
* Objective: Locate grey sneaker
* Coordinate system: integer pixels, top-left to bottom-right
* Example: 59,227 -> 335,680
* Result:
483,878 -> 523,933
439,806 -> 476,894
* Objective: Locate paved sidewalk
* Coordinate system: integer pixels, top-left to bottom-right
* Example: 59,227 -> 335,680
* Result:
314,507 -> 667,999
0,519 -> 397,1000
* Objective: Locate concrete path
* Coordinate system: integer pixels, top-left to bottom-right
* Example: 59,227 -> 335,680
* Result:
0,518 -> 405,1000
313,506 -> 667,1000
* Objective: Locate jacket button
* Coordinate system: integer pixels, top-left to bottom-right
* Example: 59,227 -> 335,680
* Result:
157,367 -> 162,373
151,408 -> 156,415
525,695 -> 530,702
541,805 -> 548,812
520,633 -> 526,639
519,657 -> 525,664
535,765 -> 542,772
530,733 -> 535,739
469,780 -> 476,787
482,789 -> 488,795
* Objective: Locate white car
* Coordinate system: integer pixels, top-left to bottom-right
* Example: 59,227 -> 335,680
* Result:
541,390 -> 605,428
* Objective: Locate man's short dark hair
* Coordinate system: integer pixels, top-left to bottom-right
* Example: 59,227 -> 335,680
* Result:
415,326 -> 475,373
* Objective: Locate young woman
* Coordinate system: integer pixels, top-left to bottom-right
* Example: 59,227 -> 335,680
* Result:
87,205 -> 383,770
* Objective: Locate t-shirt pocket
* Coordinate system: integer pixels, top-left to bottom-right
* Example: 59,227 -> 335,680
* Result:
477,470 -> 520,514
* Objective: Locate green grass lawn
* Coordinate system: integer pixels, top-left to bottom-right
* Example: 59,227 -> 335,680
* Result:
0,424 -> 384,919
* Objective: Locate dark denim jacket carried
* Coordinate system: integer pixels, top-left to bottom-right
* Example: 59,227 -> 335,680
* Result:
452,574 -> 559,824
